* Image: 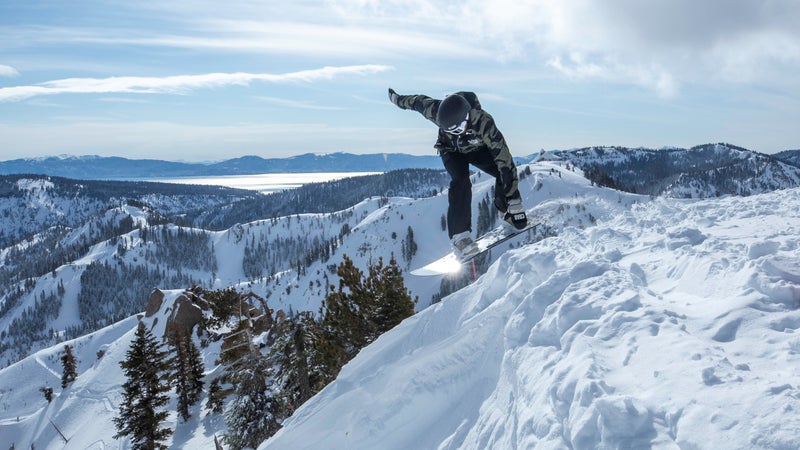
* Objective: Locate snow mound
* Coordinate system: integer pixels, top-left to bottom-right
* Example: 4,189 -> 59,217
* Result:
263,188 -> 800,449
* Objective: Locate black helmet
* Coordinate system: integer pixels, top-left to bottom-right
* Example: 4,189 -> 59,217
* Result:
436,94 -> 470,130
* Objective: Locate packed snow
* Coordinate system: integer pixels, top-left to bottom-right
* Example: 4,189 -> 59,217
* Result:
2,161 -> 800,449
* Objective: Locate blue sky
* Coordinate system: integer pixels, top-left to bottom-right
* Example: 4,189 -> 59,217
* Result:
1,0 -> 798,161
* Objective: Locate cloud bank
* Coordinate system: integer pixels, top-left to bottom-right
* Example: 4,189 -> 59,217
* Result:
0,65 -> 392,102
327,0 -> 800,96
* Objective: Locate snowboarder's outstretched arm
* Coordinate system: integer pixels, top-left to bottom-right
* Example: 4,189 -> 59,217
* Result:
388,88 -> 440,125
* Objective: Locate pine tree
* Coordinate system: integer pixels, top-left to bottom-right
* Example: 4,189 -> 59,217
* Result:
318,255 -> 417,383
220,306 -> 283,449
186,334 -> 205,403
114,322 -> 173,450
267,311 -> 325,412
223,351 -> 281,450
171,331 -> 205,422
318,255 -> 367,378
366,255 -> 417,336
204,287 -> 240,330
402,226 -> 418,262
39,386 -> 54,402
206,378 -> 225,415
60,344 -> 77,388
477,196 -> 492,236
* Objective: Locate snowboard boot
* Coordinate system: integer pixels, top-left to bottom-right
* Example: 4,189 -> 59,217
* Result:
451,231 -> 480,260
503,199 -> 528,231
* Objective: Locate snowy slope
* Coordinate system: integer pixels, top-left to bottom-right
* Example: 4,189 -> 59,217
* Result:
0,290 -> 230,449
262,183 -> 800,448
3,161 -> 800,449
0,191 -> 436,365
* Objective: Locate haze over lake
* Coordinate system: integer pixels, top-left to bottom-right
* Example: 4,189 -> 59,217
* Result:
150,172 -> 380,193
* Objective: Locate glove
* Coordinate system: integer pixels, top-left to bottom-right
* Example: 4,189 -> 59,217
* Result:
504,198 -> 528,230
388,88 -> 400,106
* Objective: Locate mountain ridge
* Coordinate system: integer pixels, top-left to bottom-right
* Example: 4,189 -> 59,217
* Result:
0,152 -> 445,178
4,144 -> 799,181
263,183 -> 800,449
3,160 -> 799,448
548,143 -> 800,197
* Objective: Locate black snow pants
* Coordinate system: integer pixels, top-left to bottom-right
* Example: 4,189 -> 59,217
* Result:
441,150 -> 520,238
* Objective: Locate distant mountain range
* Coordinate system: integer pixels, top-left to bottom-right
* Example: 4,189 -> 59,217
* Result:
2,145 -> 798,182
0,152 -> 444,179
547,143 -> 800,197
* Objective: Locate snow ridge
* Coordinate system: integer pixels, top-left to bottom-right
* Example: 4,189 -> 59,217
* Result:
264,182 -> 800,449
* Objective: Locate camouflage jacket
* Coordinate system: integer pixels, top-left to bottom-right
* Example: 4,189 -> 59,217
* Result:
393,91 -> 519,199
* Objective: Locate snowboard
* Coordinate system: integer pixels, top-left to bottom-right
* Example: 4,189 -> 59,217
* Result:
410,221 -> 537,276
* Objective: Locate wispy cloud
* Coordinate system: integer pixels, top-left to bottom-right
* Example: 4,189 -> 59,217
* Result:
0,65 -> 19,77
0,65 -> 392,102
97,97 -> 150,104
1,20 -> 481,60
547,55 -> 679,99
255,96 -> 345,111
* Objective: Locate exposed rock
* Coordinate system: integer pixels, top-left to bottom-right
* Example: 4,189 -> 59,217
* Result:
167,293 -> 205,339
145,289 -> 165,317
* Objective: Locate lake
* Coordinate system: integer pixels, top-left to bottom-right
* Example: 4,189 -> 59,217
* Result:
150,172 -> 381,194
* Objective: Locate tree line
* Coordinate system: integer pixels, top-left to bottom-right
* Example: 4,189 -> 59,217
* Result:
184,169 -> 449,230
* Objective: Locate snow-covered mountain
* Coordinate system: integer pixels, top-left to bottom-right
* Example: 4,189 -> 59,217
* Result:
0,170 -> 448,366
774,149 -> 800,167
6,144 -> 796,187
549,143 -> 800,197
0,152 -> 443,179
2,158 -> 799,449
0,174 -> 259,247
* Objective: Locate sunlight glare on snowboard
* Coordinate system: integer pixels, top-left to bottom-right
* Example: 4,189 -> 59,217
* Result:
425,254 -> 463,274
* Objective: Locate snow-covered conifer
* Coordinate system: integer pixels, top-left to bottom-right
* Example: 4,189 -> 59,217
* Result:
60,344 -> 77,388
113,322 -> 172,450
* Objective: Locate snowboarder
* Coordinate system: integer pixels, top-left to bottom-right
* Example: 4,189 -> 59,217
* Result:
388,88 -> 527,259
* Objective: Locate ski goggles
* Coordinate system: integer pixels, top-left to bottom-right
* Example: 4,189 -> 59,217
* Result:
444,114 -> 469,135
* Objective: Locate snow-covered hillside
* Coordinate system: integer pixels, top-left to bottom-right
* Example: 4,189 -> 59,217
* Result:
0,291 -> 228,449
0,174 -> 256,247
263,176 -> 800,448
550,143 -> 800,197
0,170 -> 449,366
3,161 -> 800,449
